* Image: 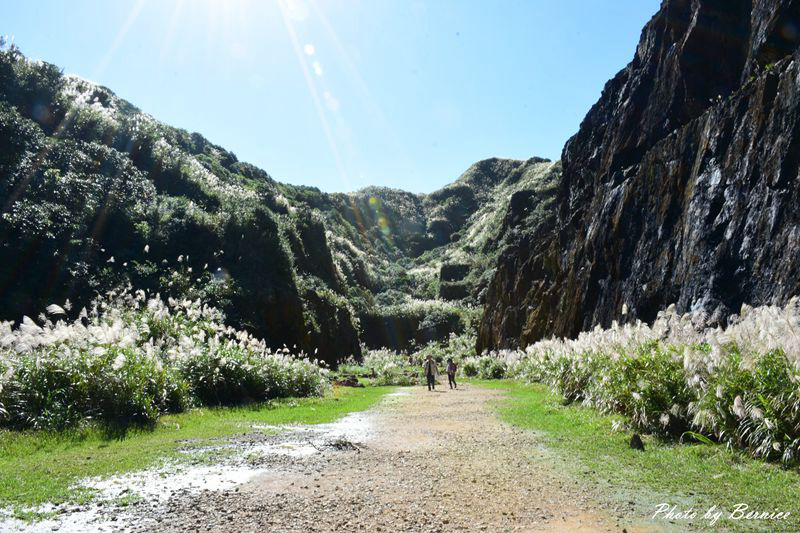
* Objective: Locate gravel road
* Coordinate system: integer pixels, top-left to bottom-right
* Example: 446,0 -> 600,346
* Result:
123,384 -> 657,532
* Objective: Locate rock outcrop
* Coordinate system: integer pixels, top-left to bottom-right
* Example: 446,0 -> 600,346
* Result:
479,0 -> 800,350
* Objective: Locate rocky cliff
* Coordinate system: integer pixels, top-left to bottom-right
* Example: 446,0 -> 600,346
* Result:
479,0 -> 800,350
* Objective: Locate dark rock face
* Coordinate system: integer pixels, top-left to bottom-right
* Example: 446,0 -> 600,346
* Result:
478,184 -> 560,349
439,281 -> 469,301
360,310 -> 463,353
440,263 -> 470,282
300,288 -> 362,362
479,0 -> 800,351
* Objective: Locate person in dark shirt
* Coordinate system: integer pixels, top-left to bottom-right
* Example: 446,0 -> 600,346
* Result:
446,357 -> 457,389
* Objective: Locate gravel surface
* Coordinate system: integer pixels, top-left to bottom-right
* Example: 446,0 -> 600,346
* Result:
127,385 -> 648,532
8,385 -> 664,532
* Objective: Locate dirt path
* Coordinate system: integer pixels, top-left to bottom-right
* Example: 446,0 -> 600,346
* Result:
133,384 -> 651,532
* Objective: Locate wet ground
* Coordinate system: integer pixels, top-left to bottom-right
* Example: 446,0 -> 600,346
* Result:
2,385 -> 661,532
0,407 -> 379,532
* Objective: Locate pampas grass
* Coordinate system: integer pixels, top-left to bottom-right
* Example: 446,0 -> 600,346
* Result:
481,298 -> 800,464
0,288 -> 328,430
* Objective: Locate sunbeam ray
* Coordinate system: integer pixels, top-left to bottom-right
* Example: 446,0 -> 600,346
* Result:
158,0 -> 186,65
309,0 -> 410,165
277,0 -> 352,189
93,0 -> 147,80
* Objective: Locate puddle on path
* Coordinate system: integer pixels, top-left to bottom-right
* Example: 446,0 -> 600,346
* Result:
1,408 -> 379,532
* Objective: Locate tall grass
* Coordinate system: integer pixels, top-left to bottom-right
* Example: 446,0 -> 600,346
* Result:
354,331 -> 505,384
480,300 -> 800,464
0,289 -> 328,430
339,349 -> 419,386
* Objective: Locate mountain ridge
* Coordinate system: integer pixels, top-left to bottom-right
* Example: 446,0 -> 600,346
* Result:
0,44 -> 556,364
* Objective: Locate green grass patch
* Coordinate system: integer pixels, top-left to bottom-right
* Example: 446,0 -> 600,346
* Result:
0,386 -> 392,509
475,380 -> 800,532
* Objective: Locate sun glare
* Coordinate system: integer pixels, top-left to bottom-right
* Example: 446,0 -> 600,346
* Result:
94,0 -> 399,191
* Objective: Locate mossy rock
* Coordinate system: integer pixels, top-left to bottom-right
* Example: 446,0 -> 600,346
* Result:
439,281 -> 470,300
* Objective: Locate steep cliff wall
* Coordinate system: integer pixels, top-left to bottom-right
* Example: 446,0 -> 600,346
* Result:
479,0 -> 800,350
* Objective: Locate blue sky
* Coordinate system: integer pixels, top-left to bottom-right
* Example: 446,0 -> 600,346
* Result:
3,0 -> 660,192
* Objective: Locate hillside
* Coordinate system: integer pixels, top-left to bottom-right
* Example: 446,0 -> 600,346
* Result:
0,44 -> 557,363
479,0 -> 800,350
6,0 -> 799,363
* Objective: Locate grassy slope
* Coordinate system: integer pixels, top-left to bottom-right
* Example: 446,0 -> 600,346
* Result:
0,386 -> 392,509
476,380 -> 800,532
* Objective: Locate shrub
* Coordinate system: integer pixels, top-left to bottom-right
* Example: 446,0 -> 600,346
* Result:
495,298 -> 800,464
359,349 -> 419,386
544,351 -> 601,404
0,289 -> 327,430
460,355 -> 507,379
0,344 -> 188,430
462,358 -> 479,377
411,330 -> 477,365
479,356 -> 507,379
690,347 -> 800,463
586,343 -> 691,435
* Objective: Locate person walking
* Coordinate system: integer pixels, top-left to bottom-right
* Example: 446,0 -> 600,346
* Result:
423,355 -> 438,391
446,357 -> 457,389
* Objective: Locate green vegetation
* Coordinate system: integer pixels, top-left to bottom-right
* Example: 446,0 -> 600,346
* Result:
339,349 -> 420,386
0,44 -> 563,364
416,157 -> 561,304
0,291 -> 326,431
479,380 -> 800,532
0,385 -> 391,508
358,299 -> 800,470
0,43 -> 356,363
461,354 -> 508,379
491,302 -> 800,465
340,329 -> 481,386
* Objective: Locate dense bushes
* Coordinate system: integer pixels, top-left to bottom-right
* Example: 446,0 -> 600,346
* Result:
0,46 -> 367,365
347,349 -> 419,386
0,344 -> 188,430
483,300 -> 800,464
412,330 -> 475,363
179,343 -> 324,406
689,346 -> 800,462
0,290 -> 327,430
461,355 -> 508,380
361,297 -> 471,352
